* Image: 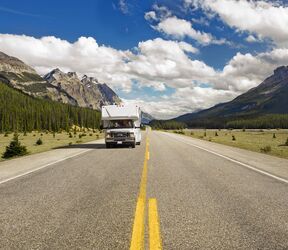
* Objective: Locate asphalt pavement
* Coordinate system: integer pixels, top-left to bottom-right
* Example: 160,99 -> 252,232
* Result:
0,130 -> 288,249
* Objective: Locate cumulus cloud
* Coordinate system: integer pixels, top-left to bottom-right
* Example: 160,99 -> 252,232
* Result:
1,33 -> 288,118
185,0 -> 288,47
145,9 -> 231,46
246,35 -> 259,43
0,34 -> 133,91
125,87 -> 237,119
155,16 -> 213,45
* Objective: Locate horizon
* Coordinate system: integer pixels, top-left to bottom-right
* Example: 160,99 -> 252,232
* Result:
1,0 -> 288,119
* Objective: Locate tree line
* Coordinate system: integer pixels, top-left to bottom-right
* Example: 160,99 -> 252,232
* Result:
150,114 -> 288,129
149,120 -> 187,130
226,114 -> 288,129
0,82 -> 101,132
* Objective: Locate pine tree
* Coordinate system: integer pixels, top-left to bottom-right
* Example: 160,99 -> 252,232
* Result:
2,133 -> 28,159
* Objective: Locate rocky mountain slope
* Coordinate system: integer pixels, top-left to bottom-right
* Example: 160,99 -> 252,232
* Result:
44,69 -> 121,109
176,66 -> 288,124
0,51 -> 51,98
141,112 -> 155,124
0,51 -> 121,110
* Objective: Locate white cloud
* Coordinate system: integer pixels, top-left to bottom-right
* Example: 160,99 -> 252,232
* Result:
155,16 -> 213,45
0,34 -> 132,91
1,33 -> 288,118
144,11 -> 157,21
124,87 -> 237,119
186,0 -> 288,47
149,14 -> 231,46
245,35 -> 259,43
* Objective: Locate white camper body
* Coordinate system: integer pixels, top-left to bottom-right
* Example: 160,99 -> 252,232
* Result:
101,104 -> 142,148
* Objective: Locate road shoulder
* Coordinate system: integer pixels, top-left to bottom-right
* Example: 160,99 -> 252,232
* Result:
0,139 -> 104,184
162,132 -> 288,181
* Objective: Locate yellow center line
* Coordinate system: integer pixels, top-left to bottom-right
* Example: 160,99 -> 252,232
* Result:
130,134 -> 150,250
149,198 -> 162,250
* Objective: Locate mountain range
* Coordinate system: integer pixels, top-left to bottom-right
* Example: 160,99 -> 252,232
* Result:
2,50 -> 286,128
0,51 -> 121,110
174,65 -> 288,127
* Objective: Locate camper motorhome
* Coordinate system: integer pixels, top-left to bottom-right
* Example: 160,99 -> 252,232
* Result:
101,104 -> 142,148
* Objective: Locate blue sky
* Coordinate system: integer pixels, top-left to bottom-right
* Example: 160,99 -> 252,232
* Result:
0,0 -> 287,118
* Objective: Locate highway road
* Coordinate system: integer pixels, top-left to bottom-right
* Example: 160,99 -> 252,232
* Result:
0,130 -> 288,249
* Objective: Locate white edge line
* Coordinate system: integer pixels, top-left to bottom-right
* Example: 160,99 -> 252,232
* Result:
163,132 -> 288,185
0,149 -> 92,185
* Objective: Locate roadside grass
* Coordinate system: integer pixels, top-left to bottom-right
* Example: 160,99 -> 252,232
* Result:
170,129 -> 288,159
0,130 -> 103,161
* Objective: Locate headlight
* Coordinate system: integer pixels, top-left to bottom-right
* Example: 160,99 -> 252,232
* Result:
130,132 -> 135,138
106,133 -> 111,138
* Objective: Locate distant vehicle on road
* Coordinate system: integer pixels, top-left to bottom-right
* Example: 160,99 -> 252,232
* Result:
101,104 -> 142,148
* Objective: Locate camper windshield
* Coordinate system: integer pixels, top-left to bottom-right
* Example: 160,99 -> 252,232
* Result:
107,120 -> 134,129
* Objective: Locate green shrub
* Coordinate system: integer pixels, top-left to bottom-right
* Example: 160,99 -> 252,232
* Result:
4,132 -> 9,137
260,145 -> 271,153
2,134 -> 28,159
232,135 -> 236,141
69,132 -> 73,138
89,133 -> 93,136
173,130 -> 184,135
96,134 -> 99,139
285,138 -> 288,146
36,138 -> 43,145
204,132 -> 207,137
215,131 -> 218,136
273,133 -> 276,139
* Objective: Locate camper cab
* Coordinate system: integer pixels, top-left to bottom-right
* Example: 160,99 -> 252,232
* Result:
101,104 -> 142,148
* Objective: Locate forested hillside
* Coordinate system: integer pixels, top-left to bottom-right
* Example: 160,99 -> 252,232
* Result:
0,82 -> 101,132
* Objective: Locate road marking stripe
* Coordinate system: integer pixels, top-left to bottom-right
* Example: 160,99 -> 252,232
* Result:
149,198 -> 162,250
0,149 -> 92,185
130,198 -> 145,250
164,132 -> 288,185
130,135 -> 149,250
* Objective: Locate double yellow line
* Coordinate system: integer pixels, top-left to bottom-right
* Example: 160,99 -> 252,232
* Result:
130,133 -> 162,250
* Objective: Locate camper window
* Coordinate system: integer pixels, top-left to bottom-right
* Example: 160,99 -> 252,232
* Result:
108,120 -> 134,129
